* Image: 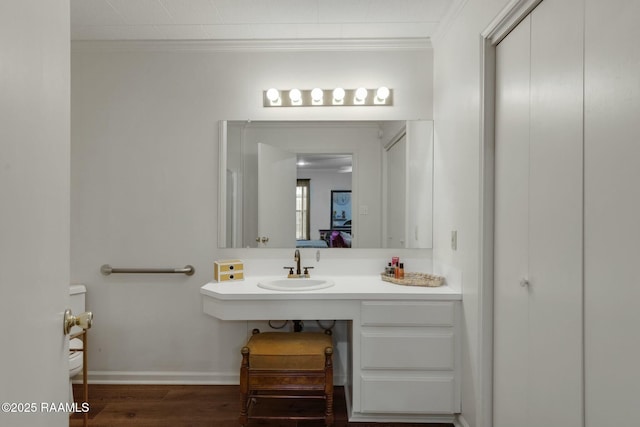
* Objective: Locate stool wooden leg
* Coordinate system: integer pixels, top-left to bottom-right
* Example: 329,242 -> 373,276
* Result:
324,347 -> 334,427
239,347 -> 250,426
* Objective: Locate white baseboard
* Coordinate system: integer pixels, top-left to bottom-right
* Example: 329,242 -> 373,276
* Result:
76,370 -> 239,385
347,413 -> 456,424
75,371 -> 348,386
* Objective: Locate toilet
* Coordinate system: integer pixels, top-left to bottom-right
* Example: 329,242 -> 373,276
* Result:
68,284 -> 87,404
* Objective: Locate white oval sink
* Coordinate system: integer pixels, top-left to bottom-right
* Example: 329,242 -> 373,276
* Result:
257,278 -> 334,291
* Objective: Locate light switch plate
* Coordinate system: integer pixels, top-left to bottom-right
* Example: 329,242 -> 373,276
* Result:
451,230 -> 458,250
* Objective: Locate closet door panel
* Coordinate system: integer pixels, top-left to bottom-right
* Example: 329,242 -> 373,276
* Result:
493,15 -> 531,427
528,0 -> 584,425
584,1 -> 640,425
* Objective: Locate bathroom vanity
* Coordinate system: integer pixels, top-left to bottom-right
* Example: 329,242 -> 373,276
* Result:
201,276 -> 461,423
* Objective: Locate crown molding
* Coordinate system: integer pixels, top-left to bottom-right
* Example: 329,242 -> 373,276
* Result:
431,0 -> 469,46
71,38 -> 432,53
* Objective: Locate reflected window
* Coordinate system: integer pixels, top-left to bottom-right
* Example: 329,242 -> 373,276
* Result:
296,179 -> 310,240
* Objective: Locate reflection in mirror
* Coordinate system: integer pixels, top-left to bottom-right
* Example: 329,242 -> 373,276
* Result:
296,156 -> 352,248
218,120 -> 433,249
327,190 -> 352,248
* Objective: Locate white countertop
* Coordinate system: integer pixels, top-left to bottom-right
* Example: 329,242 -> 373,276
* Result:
200,275 -> 461,301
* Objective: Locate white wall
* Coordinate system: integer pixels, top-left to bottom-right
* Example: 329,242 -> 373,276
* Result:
70,43 -> 433,382
1,1 -> 70,426
432,1 -> 511,426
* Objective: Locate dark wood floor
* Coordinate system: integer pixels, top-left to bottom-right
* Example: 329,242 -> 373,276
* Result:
70,384 -> 454,427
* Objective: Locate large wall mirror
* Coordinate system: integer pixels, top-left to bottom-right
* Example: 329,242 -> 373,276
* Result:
218,120 -> 433,249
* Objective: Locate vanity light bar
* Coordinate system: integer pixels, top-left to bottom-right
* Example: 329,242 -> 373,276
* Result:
263,87 -> 393,107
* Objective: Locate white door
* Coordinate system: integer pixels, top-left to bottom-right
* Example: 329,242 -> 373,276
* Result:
583,1 -> 640,425
257,143 -> 296,247
0,1 -> 70,426
493,1 -> 584,426
385,135 -> 406,248
527,0 -> 583,422
493,14 -> 532,426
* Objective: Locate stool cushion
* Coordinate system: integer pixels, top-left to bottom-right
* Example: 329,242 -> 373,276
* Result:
246,332 -> 332,370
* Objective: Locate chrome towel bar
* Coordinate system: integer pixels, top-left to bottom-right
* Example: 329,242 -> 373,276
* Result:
100,264 -> 195,276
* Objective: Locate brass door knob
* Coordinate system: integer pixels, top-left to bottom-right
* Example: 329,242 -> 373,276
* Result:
63,309 -> 93,335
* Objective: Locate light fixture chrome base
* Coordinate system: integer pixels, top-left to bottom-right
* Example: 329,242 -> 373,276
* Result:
263,87 -> 393,107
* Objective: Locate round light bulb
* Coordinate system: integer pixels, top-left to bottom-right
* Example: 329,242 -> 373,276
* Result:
355,87 -> 368,102
311,88 -> 324,102
289,88 -> 302,103
333,87 -> 345,102
266,88 -> 280,102
376,86 -> 390,101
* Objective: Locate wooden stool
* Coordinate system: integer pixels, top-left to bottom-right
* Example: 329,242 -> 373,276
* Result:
239,331 -> 334,426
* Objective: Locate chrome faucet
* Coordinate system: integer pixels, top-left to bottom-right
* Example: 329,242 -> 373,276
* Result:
294,249 -> 301,276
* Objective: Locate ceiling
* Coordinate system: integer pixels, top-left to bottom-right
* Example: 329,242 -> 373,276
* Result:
297,154 -> 352,173
70,0 -> 457,41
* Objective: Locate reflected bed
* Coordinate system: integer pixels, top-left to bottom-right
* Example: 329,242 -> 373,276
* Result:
296,240 -> 329,248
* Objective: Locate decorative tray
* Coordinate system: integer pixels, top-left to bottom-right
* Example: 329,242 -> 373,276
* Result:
380,272 -> 445,287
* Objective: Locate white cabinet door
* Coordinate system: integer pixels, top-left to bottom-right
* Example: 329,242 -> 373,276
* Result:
361,301 -> 454,326
361,332 -> 454,370
361,376 -> 456,414
358,301 -> 460,416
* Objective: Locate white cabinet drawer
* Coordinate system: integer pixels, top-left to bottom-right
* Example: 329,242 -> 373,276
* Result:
361,375 -> 455,413
361,301 -> 454,326
361,332 -> 454,370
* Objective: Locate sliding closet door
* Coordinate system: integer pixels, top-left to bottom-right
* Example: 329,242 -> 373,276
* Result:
493,14 -> 531,427
527,0 -> 583,424
494,0 -> 584,426
584,0 -> 640,425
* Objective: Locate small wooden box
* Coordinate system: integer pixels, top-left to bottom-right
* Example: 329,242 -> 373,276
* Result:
214,259 -> 244,282
216,271 -> 244,282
